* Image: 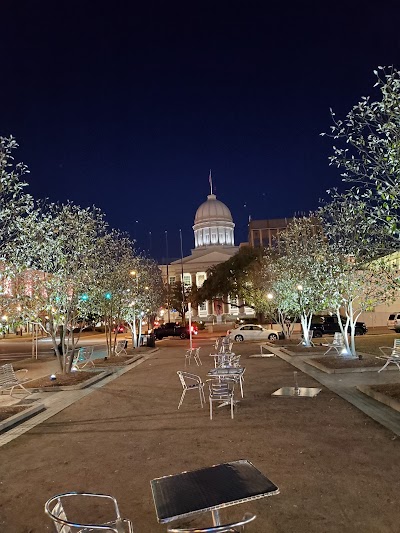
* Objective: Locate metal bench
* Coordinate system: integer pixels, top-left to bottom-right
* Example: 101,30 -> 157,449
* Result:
378,339 -> 400,372
323,332 -> 346,355
0,363 -> 33,397
115,339 -> 128,356
71,346 -> 95,370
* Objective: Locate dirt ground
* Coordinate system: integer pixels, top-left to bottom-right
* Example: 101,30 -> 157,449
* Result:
0,340 -> 400,532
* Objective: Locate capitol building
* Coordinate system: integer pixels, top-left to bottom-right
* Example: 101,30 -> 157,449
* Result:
160,189 -> 255,323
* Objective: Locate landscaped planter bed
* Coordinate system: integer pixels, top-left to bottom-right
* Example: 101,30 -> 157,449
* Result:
25,370 -> 111,391
306,354 -> 387,373
0,403 -> 45,433
358,384 -> 400,413
280,346 -> 328,356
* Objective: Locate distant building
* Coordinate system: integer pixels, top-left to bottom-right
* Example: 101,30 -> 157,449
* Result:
159,188 -> 255,323
248,218 -> 292,249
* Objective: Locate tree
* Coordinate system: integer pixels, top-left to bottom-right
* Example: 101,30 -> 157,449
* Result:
0,136 -> 33,255
195,247 -> 261,312
268,217 -> 333,346
320,198 -> 399,357
15,201 -> 108,372
323,66 -> 400,242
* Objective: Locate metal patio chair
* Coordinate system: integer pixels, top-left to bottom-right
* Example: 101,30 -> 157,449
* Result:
71,346 -> 95,370
322,332 -> 346,355
378,339 -> 400,372
185,347 -> 201,367
177,371 -> 205,409
208,380 -> 235,420
44,491 -> 134,532
0,363 -> 33,397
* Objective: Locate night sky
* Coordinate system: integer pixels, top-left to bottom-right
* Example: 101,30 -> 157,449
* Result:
1,1 -> 400,261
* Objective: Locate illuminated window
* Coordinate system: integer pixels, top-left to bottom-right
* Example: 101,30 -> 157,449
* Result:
229,295 -> 239,315
183,273 -> 192,287
196,272 -> 206,287
198,301 -> 208,317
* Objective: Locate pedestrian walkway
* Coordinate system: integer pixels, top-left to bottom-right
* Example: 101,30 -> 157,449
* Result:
0,349 -> 156,447
268,345 -> 400,436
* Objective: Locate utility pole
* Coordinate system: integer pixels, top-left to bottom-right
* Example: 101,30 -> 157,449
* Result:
165,230 -> 171,323
179,229 -> 186,324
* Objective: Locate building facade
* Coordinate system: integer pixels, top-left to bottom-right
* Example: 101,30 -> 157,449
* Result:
160,191 -> 255,323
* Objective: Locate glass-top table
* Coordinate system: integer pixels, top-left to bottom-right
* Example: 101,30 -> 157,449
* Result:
207,367 -> 245,398
150,459 -> 279,525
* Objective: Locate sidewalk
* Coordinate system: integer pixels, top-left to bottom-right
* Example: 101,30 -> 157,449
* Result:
0,342 -> 400,532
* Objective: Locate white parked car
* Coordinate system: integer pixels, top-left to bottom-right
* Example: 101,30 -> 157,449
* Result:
229,324 -> 283,342
387,312 -> 400,332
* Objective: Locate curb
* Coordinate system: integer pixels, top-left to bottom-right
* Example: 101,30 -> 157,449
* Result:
305,358 -> 388,374
358,385 -> 400,414
0,403 -> 45,433
28,370 -> 112,392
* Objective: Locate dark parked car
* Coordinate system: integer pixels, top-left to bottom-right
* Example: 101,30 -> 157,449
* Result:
310,315 -> 367,337
154,323 -> 198,340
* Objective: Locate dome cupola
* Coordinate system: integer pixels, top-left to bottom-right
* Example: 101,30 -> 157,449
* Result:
193,192 -> 235,248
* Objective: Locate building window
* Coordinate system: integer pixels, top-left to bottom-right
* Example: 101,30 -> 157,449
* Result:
196,272 -> 206,287
169,276 -> 176,285
219,228 -> 225,244
211,227 -> 218,244
183,273 -> 192,287
203,228 -> 210,245
198,301 -> 208,317
229,295 -> 239,315
243,301 -> 254,315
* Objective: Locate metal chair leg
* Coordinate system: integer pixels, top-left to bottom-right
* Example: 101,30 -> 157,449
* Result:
178,389 -> 186,409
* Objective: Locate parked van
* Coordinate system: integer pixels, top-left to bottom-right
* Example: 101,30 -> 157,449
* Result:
387,313 -> 400,332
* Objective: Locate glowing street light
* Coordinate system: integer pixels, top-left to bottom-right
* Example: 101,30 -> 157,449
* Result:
267,293 -> 273,300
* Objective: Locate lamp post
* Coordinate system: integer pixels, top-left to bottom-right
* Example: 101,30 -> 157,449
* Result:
130,270 -> 140,347
267,293 -> 274,328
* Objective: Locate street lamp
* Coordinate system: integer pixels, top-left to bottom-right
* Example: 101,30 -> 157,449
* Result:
267,293 -> 273,300
130,270 -> 139,292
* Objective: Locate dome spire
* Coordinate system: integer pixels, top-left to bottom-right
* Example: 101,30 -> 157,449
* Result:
209,169 -> 213,195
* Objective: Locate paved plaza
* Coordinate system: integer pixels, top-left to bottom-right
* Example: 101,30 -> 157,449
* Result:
0,339 -> 400,532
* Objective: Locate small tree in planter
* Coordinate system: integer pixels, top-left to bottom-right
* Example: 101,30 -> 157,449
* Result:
122,256 -> 164,348
320,196 -> 399,357
269,217 -> 333,347
14,201 -> 107,372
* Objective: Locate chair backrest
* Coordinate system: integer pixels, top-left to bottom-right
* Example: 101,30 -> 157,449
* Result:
209,381 -> 233,399
333,332 -> 345,346
177,371 -> 201,389
393,339 -> 400,352
45,492 -> 133,532
0,364 -> 17,387
229,355 -> 241,367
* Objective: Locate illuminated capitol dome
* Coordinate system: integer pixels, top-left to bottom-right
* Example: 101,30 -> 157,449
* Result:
193,193 -> 235,248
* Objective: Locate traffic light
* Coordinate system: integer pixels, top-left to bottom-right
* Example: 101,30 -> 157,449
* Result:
105,292 -> 112,300
80,293 -> 89,302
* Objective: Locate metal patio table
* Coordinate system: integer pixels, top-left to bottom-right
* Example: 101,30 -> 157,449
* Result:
150,459 -> 279,526
207,366 -> 245,398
